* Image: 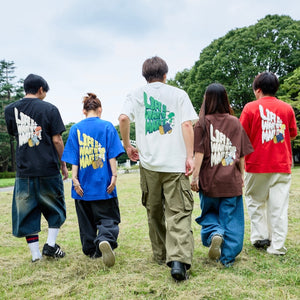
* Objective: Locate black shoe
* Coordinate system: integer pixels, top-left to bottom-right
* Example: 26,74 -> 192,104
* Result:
171,261 -> 187,281
253,239 -> 271,249
42,243 -> 65,258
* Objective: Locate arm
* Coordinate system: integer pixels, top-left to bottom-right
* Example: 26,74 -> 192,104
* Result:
181,120 -> 194,176
107,157 -> 117,194
118,114 -> 139,162
239,156 -> 245,187
72,164 -> 84,197
190,152 -> 204,192
52,134 -> 69,180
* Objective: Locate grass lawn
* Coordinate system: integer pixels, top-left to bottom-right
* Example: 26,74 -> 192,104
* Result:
0,168 -> 299,299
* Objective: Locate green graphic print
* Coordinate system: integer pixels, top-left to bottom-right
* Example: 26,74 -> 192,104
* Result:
144,92 -> 175,135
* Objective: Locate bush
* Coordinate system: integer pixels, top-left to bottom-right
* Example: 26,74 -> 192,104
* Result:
0,171 -> 16,179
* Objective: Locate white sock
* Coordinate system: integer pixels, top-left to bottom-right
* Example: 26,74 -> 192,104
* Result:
27,241 -> 42,261
46,228 -> 59,247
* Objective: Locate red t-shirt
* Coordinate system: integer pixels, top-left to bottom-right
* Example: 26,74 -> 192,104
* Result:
194,113 -> 253,198
240,97 -> 298,173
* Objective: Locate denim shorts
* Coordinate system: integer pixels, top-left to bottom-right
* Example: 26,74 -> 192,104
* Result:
12,174 -> 66,237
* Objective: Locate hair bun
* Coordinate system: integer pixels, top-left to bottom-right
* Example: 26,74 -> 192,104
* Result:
87,92 -> 97,99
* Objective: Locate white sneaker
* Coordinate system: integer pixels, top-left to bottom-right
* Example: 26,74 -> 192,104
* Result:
208,235 -> 223,260
99,241 -> 115,267
267,246 -> 287,255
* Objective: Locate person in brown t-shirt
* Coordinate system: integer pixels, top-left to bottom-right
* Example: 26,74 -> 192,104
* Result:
191,83 -> 253,267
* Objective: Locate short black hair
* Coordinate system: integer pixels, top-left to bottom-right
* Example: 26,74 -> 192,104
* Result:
142,56 -> 168,82
252,72 -> 279,96
23,74 -> 50,94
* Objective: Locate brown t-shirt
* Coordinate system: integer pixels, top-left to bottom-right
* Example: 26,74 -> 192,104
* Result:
194,113 -> 253,197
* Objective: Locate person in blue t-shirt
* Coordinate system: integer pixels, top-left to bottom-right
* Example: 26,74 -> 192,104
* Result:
62,93 -> 124,267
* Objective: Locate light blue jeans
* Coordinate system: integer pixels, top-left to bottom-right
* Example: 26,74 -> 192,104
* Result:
195,192 -> 244,266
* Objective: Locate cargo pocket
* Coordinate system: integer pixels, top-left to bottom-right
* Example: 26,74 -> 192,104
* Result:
180,176 -> 194,211
140,168 -> 148,207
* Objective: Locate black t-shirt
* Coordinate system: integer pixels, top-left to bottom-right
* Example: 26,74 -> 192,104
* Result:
5,98 -> 66,177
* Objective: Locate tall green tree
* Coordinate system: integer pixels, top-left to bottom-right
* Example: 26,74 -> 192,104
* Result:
168,15 -> 300,114
277,67 -> 300,157
0,60 -> 24,172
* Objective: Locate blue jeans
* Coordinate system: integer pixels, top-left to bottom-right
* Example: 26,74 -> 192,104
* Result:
195,192 -> 244,265
12,175 -> 66,237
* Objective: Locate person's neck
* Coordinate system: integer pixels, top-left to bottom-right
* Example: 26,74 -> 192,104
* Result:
24,94 -> 40,99
86,111 -> 100,118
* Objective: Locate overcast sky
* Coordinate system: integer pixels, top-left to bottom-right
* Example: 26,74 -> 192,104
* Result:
1,0 -> 300,126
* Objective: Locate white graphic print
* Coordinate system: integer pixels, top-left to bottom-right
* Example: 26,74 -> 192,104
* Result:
14,108 -> 42,147
259,105 -> 285,144
210,124 -> 236,167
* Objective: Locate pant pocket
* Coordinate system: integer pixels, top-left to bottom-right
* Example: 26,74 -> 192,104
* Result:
180,176 -> 194,211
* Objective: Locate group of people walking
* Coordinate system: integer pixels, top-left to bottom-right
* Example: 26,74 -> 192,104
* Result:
4,56 -> 297,282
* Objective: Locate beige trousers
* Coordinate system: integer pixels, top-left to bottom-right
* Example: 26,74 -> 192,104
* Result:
244,172 -> 291,254
140,166 -> 194,268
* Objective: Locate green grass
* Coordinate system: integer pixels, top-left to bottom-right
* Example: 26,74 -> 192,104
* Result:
0,177 -> 15,188
0,168 -> 299,299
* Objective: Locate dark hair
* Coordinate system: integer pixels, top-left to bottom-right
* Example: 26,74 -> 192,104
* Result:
83,93 -> 101,111
23,74 -> 49,94
252,72 -> 279,96
198,83 -> 233,139
142,56 -> 168,82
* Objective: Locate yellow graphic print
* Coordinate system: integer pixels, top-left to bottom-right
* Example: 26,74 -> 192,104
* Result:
77,129 -> 106,169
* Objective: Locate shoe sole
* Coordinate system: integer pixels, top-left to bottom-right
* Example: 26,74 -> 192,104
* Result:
208,235 -> 222,260
99,241 -> 115,267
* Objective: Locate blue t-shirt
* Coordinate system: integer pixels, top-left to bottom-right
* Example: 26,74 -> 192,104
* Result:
62,117 -> 124,200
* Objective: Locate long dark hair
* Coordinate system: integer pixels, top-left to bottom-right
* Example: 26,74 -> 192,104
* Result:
198,83 -> 234,139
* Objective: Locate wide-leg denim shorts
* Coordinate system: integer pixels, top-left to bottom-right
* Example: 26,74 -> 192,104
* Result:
12,174 -> 66,237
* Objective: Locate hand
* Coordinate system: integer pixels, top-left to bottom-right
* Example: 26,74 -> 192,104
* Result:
61,164 -> 69,180
107,175 -> 117,194
126,145 -> 139,162
185,157 -> 194,176
190,177 -> 199,192
74,184 -> 84,197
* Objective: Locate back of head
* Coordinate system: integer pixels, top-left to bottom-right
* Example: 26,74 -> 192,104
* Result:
142,56 -> 168,83
83,93 -> 102,111
252,72 -> 279,96
201,83 -> 233,117
24,74 -> 49,95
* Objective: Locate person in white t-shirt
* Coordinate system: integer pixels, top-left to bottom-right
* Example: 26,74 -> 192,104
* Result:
119,56 -> 198,281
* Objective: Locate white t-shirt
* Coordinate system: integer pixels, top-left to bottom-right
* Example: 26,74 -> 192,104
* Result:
120,82 -> 198,172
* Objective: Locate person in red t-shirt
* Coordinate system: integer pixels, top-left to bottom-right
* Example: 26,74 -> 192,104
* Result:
191,83 -> 253,267
240,72 -> 298,255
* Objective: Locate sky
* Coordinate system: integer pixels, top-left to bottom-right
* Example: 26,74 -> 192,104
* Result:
1,0 -> 300,126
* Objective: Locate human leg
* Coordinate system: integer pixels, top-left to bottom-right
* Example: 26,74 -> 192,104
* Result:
38,175 -> 66,258
75,199 -> 98,257
219,195 -> 244,266
195,192 -> 224,248
244,173 -> 270,245
12,177 -> 42,237
140,166 -> 166,264
267,173 -> 291,255
163,173 -> 194,270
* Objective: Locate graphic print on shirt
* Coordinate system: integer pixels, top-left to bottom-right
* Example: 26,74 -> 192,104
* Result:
14,108 -> 42,147
259,105 -> 286,144
144,92 -> 175,135
210,124 -> 236,167
77,129 -> 106,169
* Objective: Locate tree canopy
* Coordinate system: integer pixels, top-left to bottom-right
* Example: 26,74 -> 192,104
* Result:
168,14 -> 300,115
0,60 -> 24,172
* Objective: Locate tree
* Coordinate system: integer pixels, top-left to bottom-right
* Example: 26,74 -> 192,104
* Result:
277,67 -> 300,160
0,60 -> 24,172
168,15 -> 300,115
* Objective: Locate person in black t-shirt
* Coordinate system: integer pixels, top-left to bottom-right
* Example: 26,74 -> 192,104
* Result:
5,74 -> 68,262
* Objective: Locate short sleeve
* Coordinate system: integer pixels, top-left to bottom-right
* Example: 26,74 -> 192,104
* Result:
49,106 -> 65,136
120,93 -> 136,122
107,123 -> 125,159
62,125 -> 79,165
194,121 -> 205,153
